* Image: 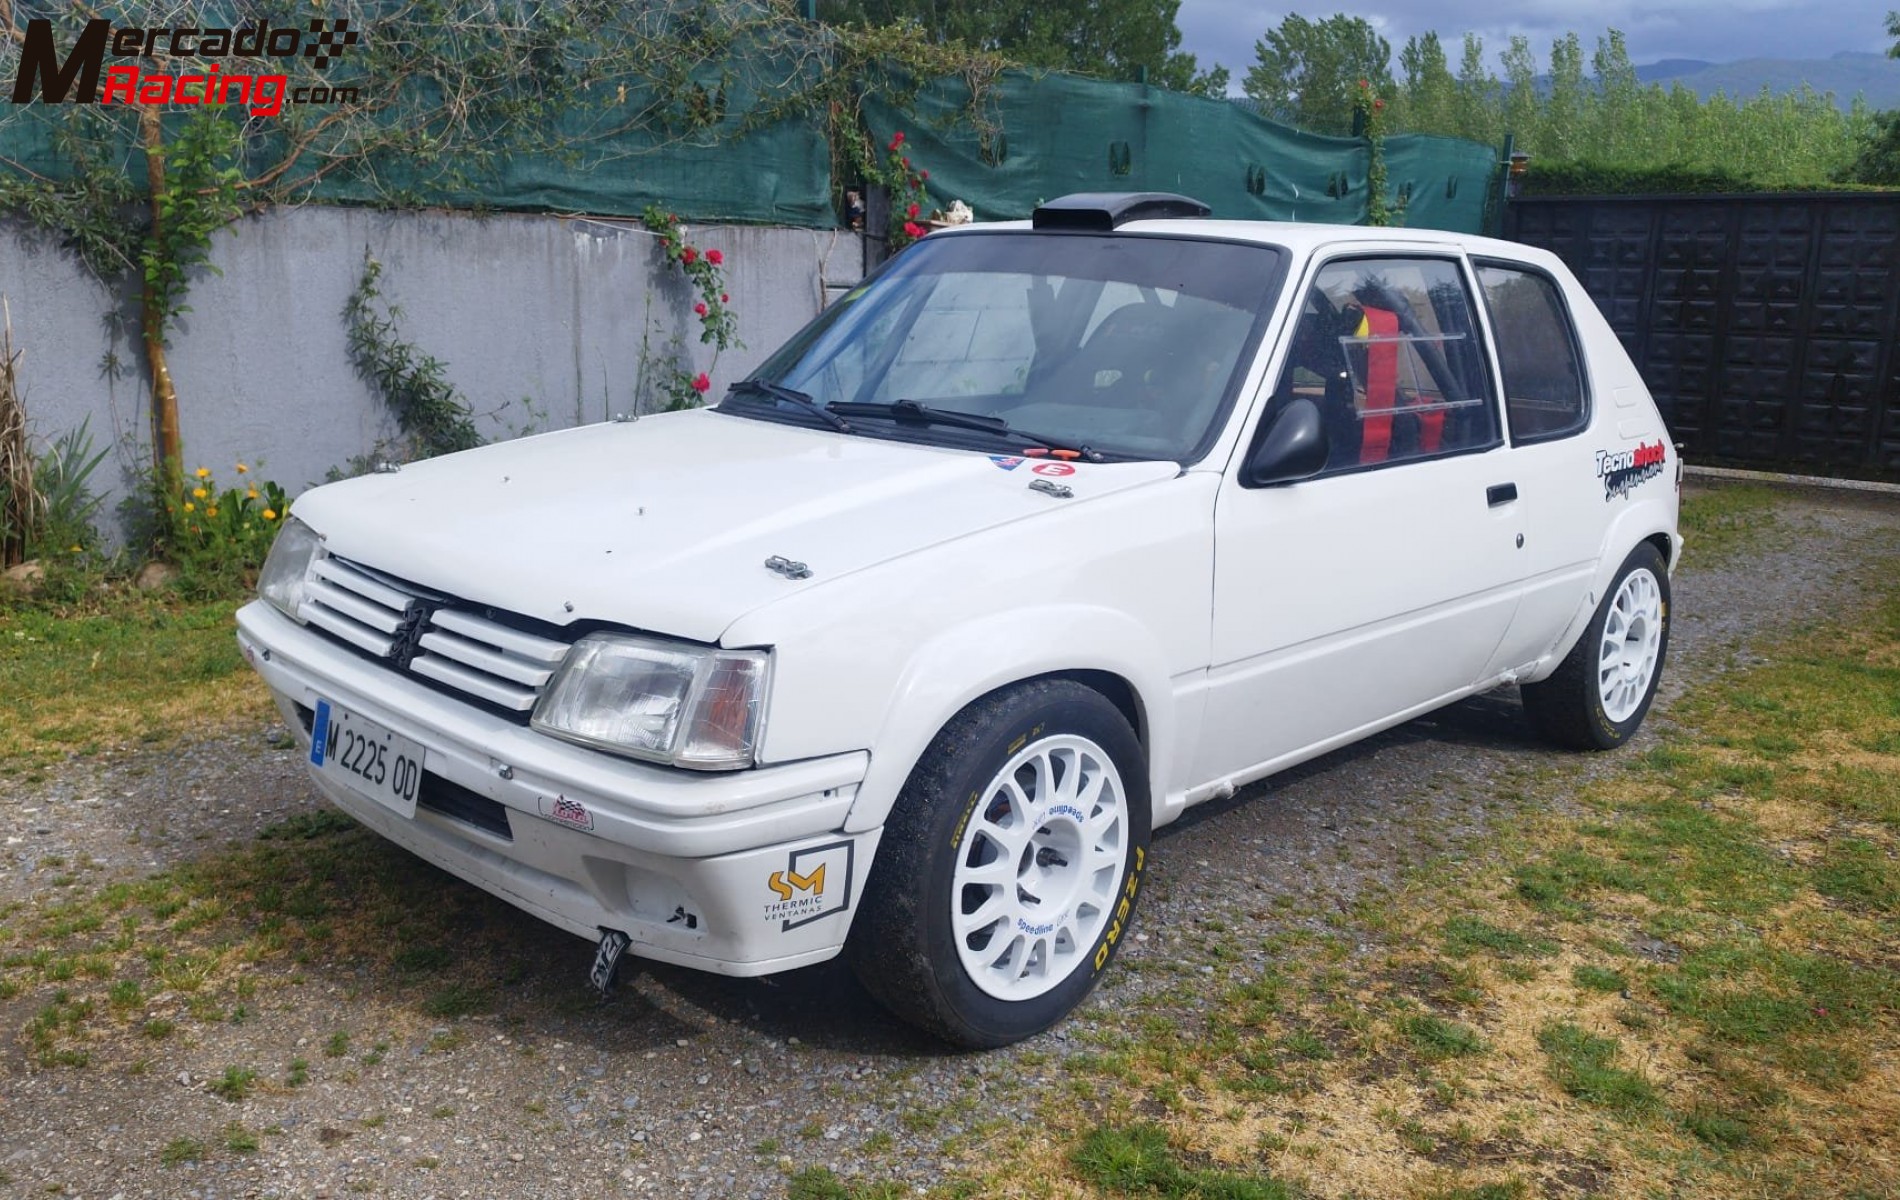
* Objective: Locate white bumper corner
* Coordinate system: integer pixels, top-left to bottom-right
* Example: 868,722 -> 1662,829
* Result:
236,601 -> 879,976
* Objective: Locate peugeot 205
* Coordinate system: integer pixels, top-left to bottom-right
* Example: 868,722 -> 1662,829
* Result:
237,193 -> 1680,1047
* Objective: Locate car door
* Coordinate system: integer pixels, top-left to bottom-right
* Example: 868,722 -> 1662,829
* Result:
1468,257 -> 1620,677
1194,251 -> 1529,786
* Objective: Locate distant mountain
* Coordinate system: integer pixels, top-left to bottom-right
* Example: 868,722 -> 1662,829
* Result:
1636,51 -> 1900,109
1636,59 -> 1714,82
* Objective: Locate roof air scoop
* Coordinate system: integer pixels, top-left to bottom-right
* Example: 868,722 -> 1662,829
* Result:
1030,192 -> 1212,231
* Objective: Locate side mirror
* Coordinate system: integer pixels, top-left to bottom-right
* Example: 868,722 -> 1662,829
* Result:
1244,397 -> 1329,486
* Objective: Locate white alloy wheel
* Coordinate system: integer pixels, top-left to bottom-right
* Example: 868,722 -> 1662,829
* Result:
1597,567 -> 1664,723
951,734 -> 1129,1001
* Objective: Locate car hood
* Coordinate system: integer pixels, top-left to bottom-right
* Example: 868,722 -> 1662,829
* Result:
292,409 -> 1181,643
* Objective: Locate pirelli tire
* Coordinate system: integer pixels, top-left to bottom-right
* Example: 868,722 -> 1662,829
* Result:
1522,541 -> 1671,751
848,679 -> 1152,1048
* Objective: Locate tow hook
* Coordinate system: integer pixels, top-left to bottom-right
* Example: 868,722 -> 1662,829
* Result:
590,928 -> 632,999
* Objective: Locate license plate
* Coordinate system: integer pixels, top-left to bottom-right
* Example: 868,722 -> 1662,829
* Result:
310,699 -> 424,819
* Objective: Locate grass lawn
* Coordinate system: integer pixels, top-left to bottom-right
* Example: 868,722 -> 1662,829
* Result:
0,595 -> 270,773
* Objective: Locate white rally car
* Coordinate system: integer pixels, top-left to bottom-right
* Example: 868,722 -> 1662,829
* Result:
238,193 -> 1680,1047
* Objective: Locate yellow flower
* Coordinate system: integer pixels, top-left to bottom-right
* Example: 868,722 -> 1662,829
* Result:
206,506 -> 219,517
69,544 -> 82,553
235,463 -> 248,474
195,466 -> 211,479
192,487 -> 208,499
247,488 -> 259,500
263,508 -> 278,521
183,501 -> 195,513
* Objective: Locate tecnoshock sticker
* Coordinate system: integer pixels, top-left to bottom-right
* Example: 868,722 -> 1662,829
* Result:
1597,440 -> 1666,501
765,839 -> 855,930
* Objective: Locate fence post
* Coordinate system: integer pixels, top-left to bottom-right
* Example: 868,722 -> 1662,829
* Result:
1491,132 -> 1515,239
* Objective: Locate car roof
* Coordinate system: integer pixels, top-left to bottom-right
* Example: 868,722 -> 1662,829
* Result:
936,218 -> 1558,269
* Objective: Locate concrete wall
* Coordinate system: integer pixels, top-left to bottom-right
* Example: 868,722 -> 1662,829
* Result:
0,207 -> 865,538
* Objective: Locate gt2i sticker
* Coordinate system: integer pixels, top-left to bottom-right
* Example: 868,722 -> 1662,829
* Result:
1597,440 -> 1666,501
537,794 -> 594,832
765,839 -> 855,930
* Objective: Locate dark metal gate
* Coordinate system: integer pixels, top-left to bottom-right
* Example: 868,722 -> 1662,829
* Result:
1504,193 -> 1900,480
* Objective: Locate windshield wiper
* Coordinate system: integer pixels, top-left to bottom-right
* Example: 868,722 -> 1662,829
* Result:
726,379 -> 851,433
825,399 -> 1104,462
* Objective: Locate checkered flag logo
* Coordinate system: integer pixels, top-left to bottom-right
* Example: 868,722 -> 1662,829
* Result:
304,19 -> 360,70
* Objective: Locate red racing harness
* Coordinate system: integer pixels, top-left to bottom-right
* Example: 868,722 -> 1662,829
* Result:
1356,306 -> 1445,464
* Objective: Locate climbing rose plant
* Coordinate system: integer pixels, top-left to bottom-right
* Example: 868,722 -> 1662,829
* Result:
1354,80 -> 1404,228
641,205 -> 741,410
880,131 -> 932,251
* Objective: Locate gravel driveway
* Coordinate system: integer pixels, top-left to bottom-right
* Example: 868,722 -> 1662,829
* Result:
4,484 -> 1897,1200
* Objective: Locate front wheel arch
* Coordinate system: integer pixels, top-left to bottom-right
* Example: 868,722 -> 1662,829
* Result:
840,609 -> 1175,836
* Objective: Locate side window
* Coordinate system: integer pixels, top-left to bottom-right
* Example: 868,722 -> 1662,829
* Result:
1475,262 -> 1589,443
1271,257 -> 1498,475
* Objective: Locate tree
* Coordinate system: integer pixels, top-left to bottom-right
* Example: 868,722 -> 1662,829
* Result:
1452,33 -> 1502,146
1500,35 -> 1540,150
1544,33 -> 1589,161
1591,31 -> 1643,163
1243,14 -> 1392,135
817,0 -> 1226,95
1397,32 -> 1456,136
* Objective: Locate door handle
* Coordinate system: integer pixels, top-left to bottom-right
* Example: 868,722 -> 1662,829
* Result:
1486,483 -> 1518,507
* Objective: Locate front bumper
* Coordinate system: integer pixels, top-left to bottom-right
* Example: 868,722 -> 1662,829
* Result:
236,601 -> 880,976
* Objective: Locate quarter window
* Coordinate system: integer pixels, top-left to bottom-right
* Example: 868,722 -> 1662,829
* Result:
1475,262 -> 1589,443
1270,257 -> 1498,475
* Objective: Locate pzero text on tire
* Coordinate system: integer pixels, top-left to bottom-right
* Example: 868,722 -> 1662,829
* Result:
1522,542 -> 1671,751
847,679 -> 1152,1048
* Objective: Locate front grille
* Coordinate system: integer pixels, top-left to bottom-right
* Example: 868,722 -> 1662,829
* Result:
301,555 -> 425,658
298,554 -> 568,717
412,609 -> 566,712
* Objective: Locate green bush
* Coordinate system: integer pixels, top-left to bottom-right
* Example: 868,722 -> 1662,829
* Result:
1518,160 -> 1897,197
162,462 -> 290,597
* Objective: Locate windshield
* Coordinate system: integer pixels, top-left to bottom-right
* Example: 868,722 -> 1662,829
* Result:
726,231 -> 1286,462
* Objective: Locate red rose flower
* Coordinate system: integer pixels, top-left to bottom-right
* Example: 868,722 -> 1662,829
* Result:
690,372 -> 711,393
1373,98 -> 1385,111
1358,78 -> 1369,89
906,202 -> 920,218
900,156 -> 910,169
888,131 -> 905,151
720,292 -> 729,302
920,169 -> 929,179
706,249 -> 723,265
694,302 -> 708,317
903,221 -> 925,239
681,247 -> 698,265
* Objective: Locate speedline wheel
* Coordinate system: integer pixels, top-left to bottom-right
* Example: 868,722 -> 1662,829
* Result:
1522,542 -> 1670,750
848,679 -> 1151,1048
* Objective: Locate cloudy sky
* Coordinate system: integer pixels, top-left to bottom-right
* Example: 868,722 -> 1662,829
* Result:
1176,0 -> 1893,85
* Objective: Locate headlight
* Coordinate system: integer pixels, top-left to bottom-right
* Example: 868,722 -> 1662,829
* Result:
531,633 -> 769,770
257,516 -> 321,623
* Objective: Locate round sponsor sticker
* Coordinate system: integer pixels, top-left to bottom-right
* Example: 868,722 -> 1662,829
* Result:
1032,462 -> 1076,477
